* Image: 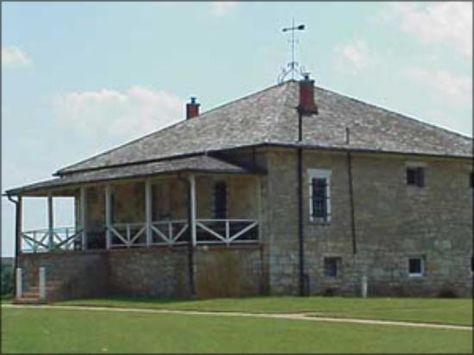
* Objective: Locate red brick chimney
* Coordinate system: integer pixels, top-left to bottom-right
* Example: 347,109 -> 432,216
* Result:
298,73 -> 318,115
186,97 -> 200,119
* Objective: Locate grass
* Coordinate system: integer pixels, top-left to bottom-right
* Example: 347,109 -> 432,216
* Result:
2,306 -> 472,354
59,296 -> 473,326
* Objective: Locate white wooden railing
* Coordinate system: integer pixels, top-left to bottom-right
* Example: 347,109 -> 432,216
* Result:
108,219 -> 259,248
109,222 -> 147,248
151,220 -> 188,246
196,219 -> 259,245
21,219 -> 259,252
21,227 -> 83,253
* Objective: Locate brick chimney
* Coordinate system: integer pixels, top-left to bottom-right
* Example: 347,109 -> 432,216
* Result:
186,97 -> 200,119
298,73 -> 318,115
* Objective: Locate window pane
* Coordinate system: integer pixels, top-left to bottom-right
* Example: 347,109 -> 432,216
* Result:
409,258 -> 422,274
324,257 -> 340,277
312,178 -> 327,220
406,168 -> 416,185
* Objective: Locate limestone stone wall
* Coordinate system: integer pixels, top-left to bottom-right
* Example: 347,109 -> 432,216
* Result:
262,147 -> 473,297
194,245 -> 263,298
18,251 -> 108,301
107,247 -> 190,298
18,244 -> 264,300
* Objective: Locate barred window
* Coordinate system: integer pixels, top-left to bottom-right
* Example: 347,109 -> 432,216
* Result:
312,178 -> 328,219
213,181 -> 227,219
406,167 -> 424,187
308,169 -> 331,223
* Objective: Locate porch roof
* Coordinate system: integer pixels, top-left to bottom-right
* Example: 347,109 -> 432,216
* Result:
6,155 -> 261,196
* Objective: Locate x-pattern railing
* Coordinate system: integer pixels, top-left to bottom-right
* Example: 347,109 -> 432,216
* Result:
196,219 -> 259,245
21,227 -> 83,253
110,223 -> 147,248
151,220 -> 188,246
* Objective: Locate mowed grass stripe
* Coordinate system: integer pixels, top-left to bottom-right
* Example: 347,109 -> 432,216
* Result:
59,296 -> 473,326
2,307 -> 472,354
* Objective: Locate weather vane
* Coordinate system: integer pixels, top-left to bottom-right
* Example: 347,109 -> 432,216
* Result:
278,19 -> 306,83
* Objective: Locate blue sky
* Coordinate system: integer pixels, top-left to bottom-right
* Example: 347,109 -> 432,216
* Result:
2,2 -> 472,256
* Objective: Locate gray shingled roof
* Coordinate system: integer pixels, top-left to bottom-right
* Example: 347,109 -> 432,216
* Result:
57,80 -> 472,175
7,155 -> 257,195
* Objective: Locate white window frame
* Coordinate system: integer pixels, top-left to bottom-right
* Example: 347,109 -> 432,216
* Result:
408,256 -> 425,278
308,169 -> 332,223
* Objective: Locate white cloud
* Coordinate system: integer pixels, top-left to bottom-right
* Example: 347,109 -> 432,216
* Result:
406,67 -> 472,104
380,2 -> 472,59
53,86 -> 185,141
210,2 -> 238,16
2,46 -> 32,67
334,40 -> 372,74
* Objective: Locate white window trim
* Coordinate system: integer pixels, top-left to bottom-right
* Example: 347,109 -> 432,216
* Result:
308,169 -> 332,223
408,257 -> 425,278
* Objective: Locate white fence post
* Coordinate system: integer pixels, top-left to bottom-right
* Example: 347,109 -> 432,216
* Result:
39,267 -> 46,300
16,268 -> 22,299
361,275 -> 368,298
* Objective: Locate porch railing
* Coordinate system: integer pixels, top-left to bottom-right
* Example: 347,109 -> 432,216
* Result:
196,219 -> 259,245
21,227 -> 83,253
109,219 -> 259,248
20,219 -> 259,252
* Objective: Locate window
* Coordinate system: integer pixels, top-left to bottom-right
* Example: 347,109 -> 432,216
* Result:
308,169 -> 331,223
470,173 -> 473,189
408,257 -> 425,277
324,257 -> 341,278
406,167 -> 424,187
213,181 -> 227,219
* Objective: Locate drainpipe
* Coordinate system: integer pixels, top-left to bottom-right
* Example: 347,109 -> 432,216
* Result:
346,128 -> 357,255
296,112 -> 306,296
6,194 -> 21,298
178,174 -> 196,298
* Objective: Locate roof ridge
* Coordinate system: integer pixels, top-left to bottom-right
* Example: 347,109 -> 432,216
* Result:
314,85 -> 473,140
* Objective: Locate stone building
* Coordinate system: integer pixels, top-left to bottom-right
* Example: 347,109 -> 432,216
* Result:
6,76 -> 473,302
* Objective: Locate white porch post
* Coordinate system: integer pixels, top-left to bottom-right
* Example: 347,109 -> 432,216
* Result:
47,193 -> 54,250
145,179 -> 152,247
256,176 -> 262,241
189,174 -> 197,247
105,184 -> 112,249
15,268 -> 22,299
39,267 -> 46,300
80,187 -> 87,250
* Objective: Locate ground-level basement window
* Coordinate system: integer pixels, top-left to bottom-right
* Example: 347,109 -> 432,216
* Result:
308,169 -> 331,223
408,257 -> 425,277
324,257 -> 341,278
406,167 -> 425,187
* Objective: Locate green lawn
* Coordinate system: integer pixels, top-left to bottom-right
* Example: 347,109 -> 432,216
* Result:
2,307 -> 472,354
60,296 -> 473,326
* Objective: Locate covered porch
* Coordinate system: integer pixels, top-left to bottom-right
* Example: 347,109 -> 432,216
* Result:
10,156 -> 263,254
